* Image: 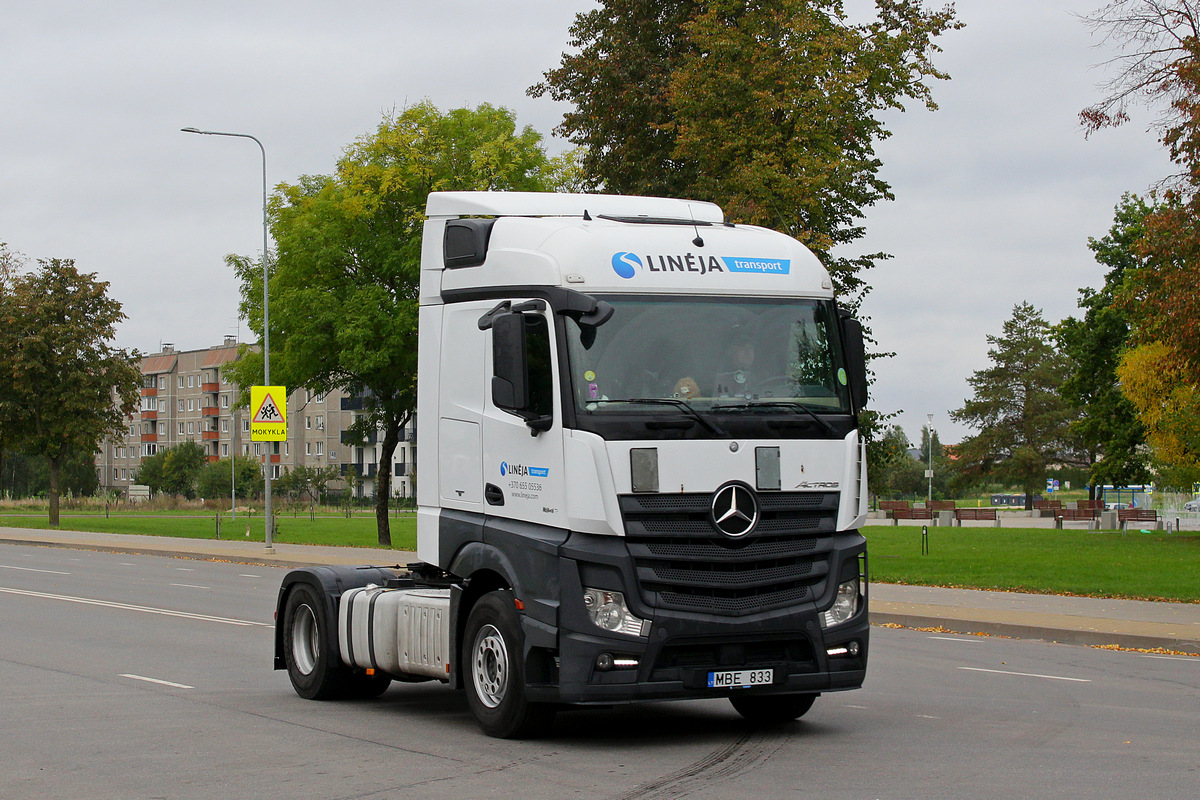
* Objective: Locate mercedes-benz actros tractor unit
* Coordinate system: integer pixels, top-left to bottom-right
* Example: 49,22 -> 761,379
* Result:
274,191 -> 870,738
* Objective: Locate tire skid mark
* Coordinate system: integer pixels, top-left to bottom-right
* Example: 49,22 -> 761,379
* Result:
606,727 -> 789,800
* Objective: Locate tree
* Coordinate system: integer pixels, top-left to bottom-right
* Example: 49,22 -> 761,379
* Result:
1055,194 -> 1153,495
950,303 -> 1075,509
228,102 -> 561,546
1081,3 -> 1200,478
196,455 -> 264,501
161,441 -> 208,499
531,0 -> 961,305
867,424 -> 920,498
0,257 -> 139,525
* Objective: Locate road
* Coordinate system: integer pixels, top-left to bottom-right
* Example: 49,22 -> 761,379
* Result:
2,542 -> 1197,799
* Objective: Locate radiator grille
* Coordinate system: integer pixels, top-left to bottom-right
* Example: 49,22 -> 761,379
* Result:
620,491 -> 839,616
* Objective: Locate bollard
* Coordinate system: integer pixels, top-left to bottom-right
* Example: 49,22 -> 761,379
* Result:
215,512 -> 221,540
921,525 -> 929,556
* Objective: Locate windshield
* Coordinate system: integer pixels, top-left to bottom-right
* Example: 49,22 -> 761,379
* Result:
564,296 -> 853,439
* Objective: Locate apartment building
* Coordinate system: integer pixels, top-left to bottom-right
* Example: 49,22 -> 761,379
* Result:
96,339 -> 415,501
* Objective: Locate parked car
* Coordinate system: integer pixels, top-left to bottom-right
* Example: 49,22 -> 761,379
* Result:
1105,502 -> 1130,510
1185,499 -> 1200,512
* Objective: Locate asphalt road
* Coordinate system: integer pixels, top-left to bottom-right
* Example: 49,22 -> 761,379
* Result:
2,542 -> 1197,799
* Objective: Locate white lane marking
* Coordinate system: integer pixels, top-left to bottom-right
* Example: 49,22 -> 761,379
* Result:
239,574 -> 261,578
958,667 -> 1092,683
169,583 -> 212,590
928,636 -> 980,643
1140,655 -> 1200,663
174,567 -> 196,572
120,674 -> 194,689
844,704 -> 869,709
0,564 -> 71,575
0,586 -> 272,627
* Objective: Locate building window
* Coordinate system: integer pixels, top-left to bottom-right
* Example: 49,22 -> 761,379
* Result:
178,423 -> 184,435
315,441 -> 324,456
178,376 -> 184,388
315,415 -> 323,430
221,444 -> 229,457
221,394 -> 229,408
243,444 -> 249,456
305,442 -> 312,456
254,443 -> 261,456
306,416 -> 311,430
158,376 -> 166,390
272,464 -> 281,479
243,419 -> 250,432
178,399 -> 184,412
187,422 -> 194,435
188,375 -> 194,388
222,419 -> 229,433
284,442 -> 289,457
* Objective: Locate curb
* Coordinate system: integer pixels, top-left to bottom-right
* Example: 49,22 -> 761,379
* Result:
869,608 -> 1200,655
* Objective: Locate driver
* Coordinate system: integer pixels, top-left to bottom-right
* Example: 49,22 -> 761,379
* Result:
714,328 -> 758,398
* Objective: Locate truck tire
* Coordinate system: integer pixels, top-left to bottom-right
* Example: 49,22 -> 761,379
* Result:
730,692 -> 818,723
282,583 -> 346,700
464,590 -> 556,738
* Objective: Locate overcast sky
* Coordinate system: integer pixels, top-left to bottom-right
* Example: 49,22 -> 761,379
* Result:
2,1 -> 1174,445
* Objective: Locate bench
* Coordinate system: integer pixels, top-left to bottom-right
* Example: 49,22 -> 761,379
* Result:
1033,499 -> 1063,510
954,508 -> 997,526
892,507 -> 933,521
1118,508 -> 1160,530
879,500 -> 910,513
930,500 -> 957,511
1055,508 -> 1096,528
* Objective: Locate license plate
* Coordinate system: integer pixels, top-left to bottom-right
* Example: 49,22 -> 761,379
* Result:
707,668 -> 774,689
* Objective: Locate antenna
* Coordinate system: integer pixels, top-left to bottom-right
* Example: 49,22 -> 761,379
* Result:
689,205 -> 704,248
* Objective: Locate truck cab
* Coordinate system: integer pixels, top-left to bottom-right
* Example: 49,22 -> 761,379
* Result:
276,192 -> 870,737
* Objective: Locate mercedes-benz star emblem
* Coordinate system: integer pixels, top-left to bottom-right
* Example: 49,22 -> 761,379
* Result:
710,482 -> 759,538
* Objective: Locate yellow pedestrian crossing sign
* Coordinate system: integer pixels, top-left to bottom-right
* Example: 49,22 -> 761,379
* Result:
251,385 -> 287,442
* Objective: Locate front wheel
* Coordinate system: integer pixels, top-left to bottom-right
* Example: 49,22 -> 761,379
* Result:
463,590 -> 555,738
730,692 -> 818,723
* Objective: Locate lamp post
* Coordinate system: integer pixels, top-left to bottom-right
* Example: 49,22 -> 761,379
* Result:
927,413 -> 935,504
182,127 -> 274,553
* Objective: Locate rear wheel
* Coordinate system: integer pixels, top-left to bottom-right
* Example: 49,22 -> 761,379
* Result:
464,590 -> 556,738
282,583 -> 345,700
730,692 -> 818,723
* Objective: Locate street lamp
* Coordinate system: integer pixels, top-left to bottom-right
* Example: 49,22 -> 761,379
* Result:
182,127 -> 275,553
927,413 -> 935,504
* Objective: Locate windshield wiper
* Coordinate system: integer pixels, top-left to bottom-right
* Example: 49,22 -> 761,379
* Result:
711,401 -> 836,436
590,398 -> 726,436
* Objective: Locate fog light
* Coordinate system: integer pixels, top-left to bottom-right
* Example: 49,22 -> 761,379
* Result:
826,640 -> 861,658
583,588 -> 651,637
596,653 -> 615,672
820,577 -> 860,629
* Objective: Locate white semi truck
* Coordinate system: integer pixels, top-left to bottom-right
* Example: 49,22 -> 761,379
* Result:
274,191 -> 870,738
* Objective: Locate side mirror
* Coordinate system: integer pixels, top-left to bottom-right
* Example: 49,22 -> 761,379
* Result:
491,313 -> 528,413
840,316 -> 869,412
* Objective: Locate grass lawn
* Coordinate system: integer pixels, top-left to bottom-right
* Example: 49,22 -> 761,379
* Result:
4,511 -> 1196,602
0,511 -> 418,551
864,525 -> 1200,603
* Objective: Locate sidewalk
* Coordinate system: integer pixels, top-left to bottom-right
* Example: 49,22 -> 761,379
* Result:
2,526 -> 1198,655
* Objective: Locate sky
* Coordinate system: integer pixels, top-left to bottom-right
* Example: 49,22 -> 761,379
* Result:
1,1 -> 1176,446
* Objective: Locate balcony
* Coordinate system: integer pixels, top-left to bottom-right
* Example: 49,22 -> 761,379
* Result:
202,382 -> 220,393
206,455 -> 220,463
201,407 -> 220,416
340,396 -> 365,411
201,431 -> 220,440
141,433 -> 158,443
140,387 -> 157,397
140,410 -> 157,420
342,463 -> 378,479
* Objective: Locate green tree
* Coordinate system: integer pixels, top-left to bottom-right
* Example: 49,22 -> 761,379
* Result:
197,455 -> 264,501
228,102 -> 559,546
134,447 -> 169,495
868,424 -> 921,499
951,303 -> 1076,509
1055,194 -> 1153,495
0,257 -> 139,525
162,441 -> 208,499
531,0 -> 961,304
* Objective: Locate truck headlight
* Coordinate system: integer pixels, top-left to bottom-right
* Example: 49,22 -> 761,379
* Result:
583,588 -> 650,637
820,577 -> 860,629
